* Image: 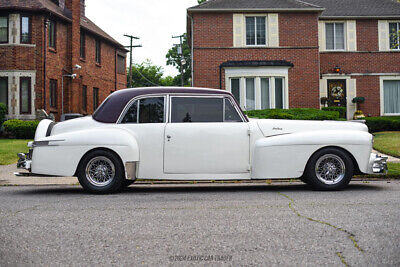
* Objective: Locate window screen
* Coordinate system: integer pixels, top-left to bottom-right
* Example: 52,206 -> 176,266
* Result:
326,23 -> 344,50
245,78 -> 255,110
138,97 -> 164,123
246,17 -> 266,46
20,77 -> 31,114
275,78 -> 284,109
389,23 -> 400,50
171,97 -> 223,123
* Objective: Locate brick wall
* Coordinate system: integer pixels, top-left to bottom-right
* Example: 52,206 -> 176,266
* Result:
192,12 -> 321,109
0,4 -> 126,121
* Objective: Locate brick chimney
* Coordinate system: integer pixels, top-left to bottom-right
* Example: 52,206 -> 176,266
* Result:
80,0 -> 85,16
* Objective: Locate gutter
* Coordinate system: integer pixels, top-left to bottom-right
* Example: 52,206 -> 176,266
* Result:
187,7 -> 325,13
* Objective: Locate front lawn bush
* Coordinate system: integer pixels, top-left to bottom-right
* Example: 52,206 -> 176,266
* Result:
0,103 -> 7,126
245,108 -> 340,120
322,106 -> 347,119
363,116 -> 400,133
3,120 -> 40,139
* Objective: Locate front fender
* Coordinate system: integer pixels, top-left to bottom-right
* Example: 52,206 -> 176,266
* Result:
251,130 -> 373,179
31,127 -> 139,176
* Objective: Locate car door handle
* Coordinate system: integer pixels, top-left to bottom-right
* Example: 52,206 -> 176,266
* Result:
166,135 -> 171,141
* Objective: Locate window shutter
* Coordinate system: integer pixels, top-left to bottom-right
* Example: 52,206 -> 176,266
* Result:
318,21 -> 325,51
347,79 -> 357,120
268,14 -> 279,47
346,20 -> 357,51
233,14 -> 244,47
378,20 -> 389,51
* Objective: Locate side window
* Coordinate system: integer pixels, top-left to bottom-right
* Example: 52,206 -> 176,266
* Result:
121,100 -> 138,123
224,98 -> 242,122
122,97 -> 164,123
171,97 -> 223,123
139,97 -> 165,123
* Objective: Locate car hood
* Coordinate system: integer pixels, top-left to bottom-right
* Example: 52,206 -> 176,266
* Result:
256,119 -> 369,137
50,116 -> 102,136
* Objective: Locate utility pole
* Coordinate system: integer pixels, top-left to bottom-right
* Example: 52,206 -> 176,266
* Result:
124,34 -> 142,87
172,34 -> 185,87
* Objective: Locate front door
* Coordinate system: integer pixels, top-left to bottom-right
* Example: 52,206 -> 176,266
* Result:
164,96 -> 250,174
327,80 -> 346,107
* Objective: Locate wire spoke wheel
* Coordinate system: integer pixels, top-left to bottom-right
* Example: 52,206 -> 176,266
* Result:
85,156 -> 116,187
315,154 -> 346,185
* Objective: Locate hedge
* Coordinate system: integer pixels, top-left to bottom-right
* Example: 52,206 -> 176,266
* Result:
0,103 -> 7,126
322,106 -> 347,119
245,108 -> 341,121
3,119 -> 40,139
363,116 -> 400,133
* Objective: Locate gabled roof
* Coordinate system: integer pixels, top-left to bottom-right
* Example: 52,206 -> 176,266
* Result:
304,0 -> 400,18
0,0 -> 126,49
188,0 -> 324,12
188,0 -> 400,18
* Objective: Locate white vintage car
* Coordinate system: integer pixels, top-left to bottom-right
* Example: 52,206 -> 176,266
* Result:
16,87 -> 387,193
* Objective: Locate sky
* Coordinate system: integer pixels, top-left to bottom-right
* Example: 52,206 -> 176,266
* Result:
85,0 -> 199,77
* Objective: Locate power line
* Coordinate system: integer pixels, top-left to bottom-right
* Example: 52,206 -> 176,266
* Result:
133,67 -> 161,87
124,34 -> 142,87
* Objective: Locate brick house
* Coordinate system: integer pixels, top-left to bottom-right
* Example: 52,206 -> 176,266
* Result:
0,0 -> 127,121
187,0 -> 400,119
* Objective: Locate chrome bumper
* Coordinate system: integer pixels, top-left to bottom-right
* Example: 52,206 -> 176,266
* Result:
369,153 -> 388,174
16,148 -> 33,172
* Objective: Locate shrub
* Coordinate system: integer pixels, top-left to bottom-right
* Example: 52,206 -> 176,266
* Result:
363,116 -> 400,133
0,103 -> 7,126
245,108 -> 340,121
3,119 -> 40,139
322,106 -> 347,119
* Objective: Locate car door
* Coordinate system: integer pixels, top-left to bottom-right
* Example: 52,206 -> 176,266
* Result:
119,95 -> 166,178
164,95 -> 250,174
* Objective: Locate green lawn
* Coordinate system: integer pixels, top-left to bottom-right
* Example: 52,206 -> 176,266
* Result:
373,132 -> 400,158
0,139 -> 31,165
387,163 -> 400,177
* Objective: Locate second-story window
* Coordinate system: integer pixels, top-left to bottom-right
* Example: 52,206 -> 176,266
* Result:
389,22 -> 400,50
95,39 -> 101,64
0,16 -> 8,43
80,32 -> 86,58
325,22 -> 345,50
246,16 -> 266,46
48,19 -> 56,49
20,15 -> 31,44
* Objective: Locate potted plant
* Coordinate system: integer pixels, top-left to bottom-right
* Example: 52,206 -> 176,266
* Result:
352,97 -> 365,119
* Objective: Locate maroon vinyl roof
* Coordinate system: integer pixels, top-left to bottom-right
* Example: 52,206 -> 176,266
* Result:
92,87 -> 245,123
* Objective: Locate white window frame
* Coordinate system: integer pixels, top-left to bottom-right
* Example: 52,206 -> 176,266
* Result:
380,76 -> 400,116
325,21 -> 346,51
245,15 -> 268,47
389,21 -> 400,51
226,68 -> 289,111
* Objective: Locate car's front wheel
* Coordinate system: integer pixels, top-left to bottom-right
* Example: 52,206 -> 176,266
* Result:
77,150 -> 124,194
303,148 -> 354,190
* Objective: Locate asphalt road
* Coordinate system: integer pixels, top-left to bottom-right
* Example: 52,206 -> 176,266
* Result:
0,181 -> 399,266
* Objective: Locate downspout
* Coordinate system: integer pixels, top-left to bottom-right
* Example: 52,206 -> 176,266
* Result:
114,49 -> 117,91
43,18 -> 48,111
219,65 -> 222,89
187,13 -> 194,87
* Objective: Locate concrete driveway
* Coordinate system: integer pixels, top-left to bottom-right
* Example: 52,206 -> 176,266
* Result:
0,181 -> 399,266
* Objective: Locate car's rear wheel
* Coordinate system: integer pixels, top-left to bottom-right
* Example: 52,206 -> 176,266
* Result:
77,150 -> 124,194
303,148 -> 354,190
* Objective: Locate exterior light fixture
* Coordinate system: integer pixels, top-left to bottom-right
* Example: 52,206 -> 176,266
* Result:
334,66 -> 341,73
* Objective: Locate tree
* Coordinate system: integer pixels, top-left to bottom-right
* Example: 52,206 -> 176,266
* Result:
127,60 -> 174,88
165,34 -> 191,86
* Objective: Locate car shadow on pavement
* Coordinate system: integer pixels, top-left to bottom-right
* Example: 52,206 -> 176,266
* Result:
11,182 -> 384,196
